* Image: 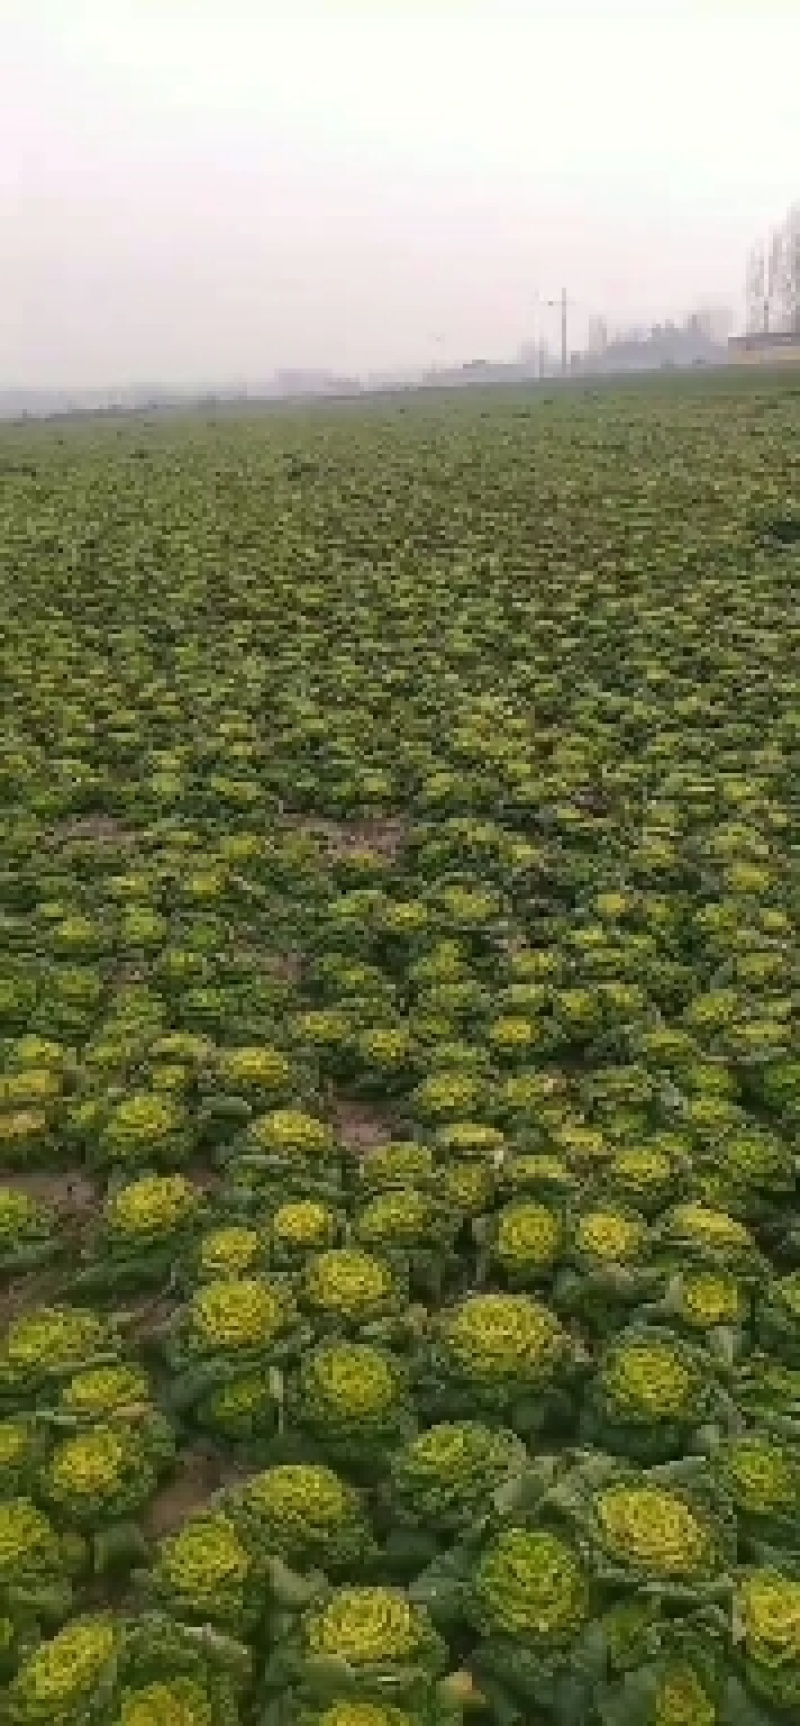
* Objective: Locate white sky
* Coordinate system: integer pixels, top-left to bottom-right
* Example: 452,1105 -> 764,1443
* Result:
1,0 -> 798,386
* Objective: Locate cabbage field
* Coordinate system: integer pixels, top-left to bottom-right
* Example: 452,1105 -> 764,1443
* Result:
0,371 -> 799,1725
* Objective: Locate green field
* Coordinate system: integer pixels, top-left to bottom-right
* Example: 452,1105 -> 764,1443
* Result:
0,371 -> 799,1725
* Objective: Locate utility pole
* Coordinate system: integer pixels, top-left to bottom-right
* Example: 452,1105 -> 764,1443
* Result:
535,288 -> 576,376
427,332 -> 445,384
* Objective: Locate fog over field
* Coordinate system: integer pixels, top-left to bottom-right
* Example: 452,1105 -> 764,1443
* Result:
2,0 -> 799,388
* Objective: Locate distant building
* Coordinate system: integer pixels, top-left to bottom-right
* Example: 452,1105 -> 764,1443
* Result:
580,320 -> 725,376
515,340 -> 555,377
728,330 -> 800,366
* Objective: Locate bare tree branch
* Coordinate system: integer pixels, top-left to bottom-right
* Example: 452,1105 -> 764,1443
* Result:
748,205 -> 800,334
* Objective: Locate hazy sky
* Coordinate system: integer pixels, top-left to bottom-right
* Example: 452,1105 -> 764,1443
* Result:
2,0 -> 798,386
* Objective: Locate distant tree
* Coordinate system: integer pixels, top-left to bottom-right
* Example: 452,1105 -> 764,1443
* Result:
746,234 -> 783,332
746,246 -> 766,333
747,206 -> 799,332
687,305 -> 733,344
587,316 -> 608,355
777,204 -> 800,330
769,227 -> 788,329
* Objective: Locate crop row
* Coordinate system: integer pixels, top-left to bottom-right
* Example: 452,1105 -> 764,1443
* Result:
0,376 -> 798,1723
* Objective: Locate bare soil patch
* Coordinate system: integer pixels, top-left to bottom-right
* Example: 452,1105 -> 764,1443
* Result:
232,943 -> 302,985
119,1291 -> 180,1347
0,1266 -> 65,1329
278,815 -> 408,863
144,1447 -> 248,1538
4,1169 -> 97,1213
45,816 -> 141,848
331,1097 -> 396,1153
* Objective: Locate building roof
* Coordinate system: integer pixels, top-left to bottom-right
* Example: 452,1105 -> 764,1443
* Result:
728,329 -> 800,350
